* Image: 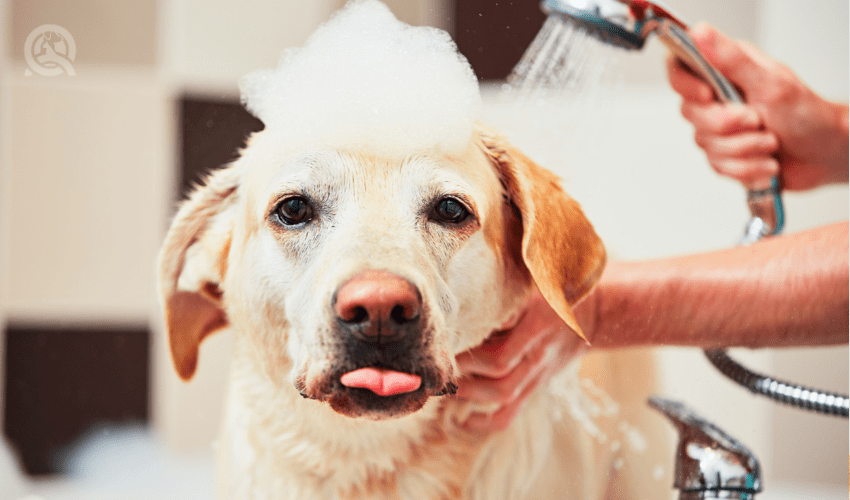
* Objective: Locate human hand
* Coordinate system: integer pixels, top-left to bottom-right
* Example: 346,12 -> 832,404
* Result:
454,288 -> 594,431
667,22 -> 849,191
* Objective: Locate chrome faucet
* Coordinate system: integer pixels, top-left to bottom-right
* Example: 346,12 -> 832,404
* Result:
648,396 -> 762,499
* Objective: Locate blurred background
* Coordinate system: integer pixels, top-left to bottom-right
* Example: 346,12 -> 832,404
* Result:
0,0 -> 846,498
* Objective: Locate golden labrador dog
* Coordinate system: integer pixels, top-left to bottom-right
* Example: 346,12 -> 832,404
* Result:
158,124 -> 668,499
158,2 -> 670,497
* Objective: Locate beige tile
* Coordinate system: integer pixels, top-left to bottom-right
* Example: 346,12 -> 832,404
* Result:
170,0 -> 337,87
10,0 -> 157,66
168,0 -> 455,90
7,76 -> 169,319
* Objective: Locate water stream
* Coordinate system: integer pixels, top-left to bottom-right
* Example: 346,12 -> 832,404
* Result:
507,16 -> 624,98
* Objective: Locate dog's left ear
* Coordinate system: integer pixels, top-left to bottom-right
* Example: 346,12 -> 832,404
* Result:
478,129 -> 606,342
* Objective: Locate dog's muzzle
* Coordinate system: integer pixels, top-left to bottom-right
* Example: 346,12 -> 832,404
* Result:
299,270 -> 457,418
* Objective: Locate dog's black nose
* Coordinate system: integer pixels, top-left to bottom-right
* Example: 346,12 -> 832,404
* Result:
333,270 -> 421,344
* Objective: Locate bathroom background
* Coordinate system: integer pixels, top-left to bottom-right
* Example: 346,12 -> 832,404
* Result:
1,0 -> 847,498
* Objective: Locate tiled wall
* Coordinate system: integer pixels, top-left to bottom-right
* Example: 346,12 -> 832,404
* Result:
3,0 -> 168,471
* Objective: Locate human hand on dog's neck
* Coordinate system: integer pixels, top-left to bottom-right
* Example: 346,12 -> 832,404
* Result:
454,221 -> 848,432
454,289 -> 588,432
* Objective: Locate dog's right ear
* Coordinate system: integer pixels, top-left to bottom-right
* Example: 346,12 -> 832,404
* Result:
157,163 -> 243,380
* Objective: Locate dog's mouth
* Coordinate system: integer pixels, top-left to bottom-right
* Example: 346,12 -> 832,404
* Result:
299,360 -> 457,419
297,294 -> 457,418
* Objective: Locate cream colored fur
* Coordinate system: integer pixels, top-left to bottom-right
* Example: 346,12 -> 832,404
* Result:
158,126 -> 670,499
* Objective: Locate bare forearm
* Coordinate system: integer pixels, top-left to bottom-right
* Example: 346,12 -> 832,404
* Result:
590,221 -> 849,349
828,103 -> 850,184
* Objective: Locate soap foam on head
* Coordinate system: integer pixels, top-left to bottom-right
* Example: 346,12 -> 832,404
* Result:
239,0 -> 481,158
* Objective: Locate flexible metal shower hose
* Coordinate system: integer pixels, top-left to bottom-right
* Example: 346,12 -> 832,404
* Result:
704,349 -> 850,418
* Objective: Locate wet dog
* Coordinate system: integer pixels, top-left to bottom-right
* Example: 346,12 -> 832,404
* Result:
157,1 -> 671,496
158,124 -> 670,499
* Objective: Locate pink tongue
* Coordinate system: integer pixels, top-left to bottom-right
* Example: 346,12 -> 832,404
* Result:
340,368 -> 422,396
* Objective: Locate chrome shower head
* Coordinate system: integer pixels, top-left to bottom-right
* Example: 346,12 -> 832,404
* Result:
540,0 -> 743,103
540,0 -> 649,50
541,0 -> 689,49
517,0 -> 784,238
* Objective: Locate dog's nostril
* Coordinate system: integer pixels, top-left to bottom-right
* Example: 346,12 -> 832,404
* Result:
391,305 -> 405,324
390,304 -> 416,324
349,306 -> 368,324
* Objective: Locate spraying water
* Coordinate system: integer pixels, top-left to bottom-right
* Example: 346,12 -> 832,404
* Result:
507,16 -> 623,98
480,16 -> 626,186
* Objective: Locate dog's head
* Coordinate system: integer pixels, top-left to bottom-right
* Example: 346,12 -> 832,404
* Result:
157,125 -> 605,420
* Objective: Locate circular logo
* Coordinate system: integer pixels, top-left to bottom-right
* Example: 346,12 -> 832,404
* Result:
24,24 -> 77,76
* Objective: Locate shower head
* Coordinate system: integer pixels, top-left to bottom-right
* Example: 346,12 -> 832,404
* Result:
529,0 -> 784,238
540,0 -> 742,103
541,0 -> 687,49
539,0 -> 650,50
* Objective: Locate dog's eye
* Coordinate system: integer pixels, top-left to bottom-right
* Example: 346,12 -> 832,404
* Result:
275,197 -> 313,225
432,197 -> 469,224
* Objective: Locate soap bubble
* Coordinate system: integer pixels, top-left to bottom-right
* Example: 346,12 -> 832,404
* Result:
239,0 -> 481,159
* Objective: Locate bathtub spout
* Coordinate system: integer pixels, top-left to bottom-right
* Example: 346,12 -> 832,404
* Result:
648,396 -> 762,499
